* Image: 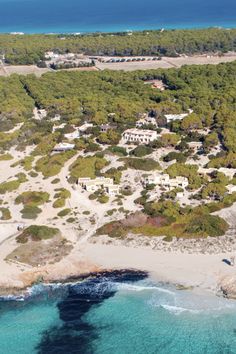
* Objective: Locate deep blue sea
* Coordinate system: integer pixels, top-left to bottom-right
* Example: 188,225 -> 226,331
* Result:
0,0 -> 236,33
2,271 -> 236,354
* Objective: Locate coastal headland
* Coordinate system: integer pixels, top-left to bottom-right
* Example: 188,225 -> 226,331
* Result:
1,30 -> 236,301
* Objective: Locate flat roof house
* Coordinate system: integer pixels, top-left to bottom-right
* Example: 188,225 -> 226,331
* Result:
52,143 -> 75,152
164,113 -> 189,123
79,122 -> 94,133
122,129 -> 158,144
78,177 -> 119,196
64,129 -> 80,140
144,173 -> 188,190
136,116 -> 157,128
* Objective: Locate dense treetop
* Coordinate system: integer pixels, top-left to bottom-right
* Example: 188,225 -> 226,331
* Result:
1,28 -> 236,64
1,60 -> 236,162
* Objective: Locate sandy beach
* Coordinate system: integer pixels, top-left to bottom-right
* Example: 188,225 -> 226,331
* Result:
1,215 -> 236,297
82,242 -> 236,291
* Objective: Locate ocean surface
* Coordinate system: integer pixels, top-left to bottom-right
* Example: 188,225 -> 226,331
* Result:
1,270 -> 236,354
0,0 -> 236,33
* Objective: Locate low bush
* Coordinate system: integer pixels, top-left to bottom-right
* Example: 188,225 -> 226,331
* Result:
120,158 -> 160,171
53,198 -> 66,208
36,150 -> 76,177
130,145 -> 153,157
57,208 -> 71,217
0,153 -> 13,161
0,180 -> 20,194
106,146 -> 127,157
16,225 -> 59,243
28,171 -> 38,178
97,195 -> 109,204
15,191 -> 50,206
20,205 -> 42,219
0,207 -> 11,220
51,178 -> 60,184
70,156 -> 108,179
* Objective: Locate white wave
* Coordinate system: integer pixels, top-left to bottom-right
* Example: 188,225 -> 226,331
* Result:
115,282 -> 176,295
161,304 -> 201,315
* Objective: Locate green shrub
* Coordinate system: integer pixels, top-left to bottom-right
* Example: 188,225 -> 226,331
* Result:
69,156 -> 108,179
53,198 -> 66,208
106,146 -> 127,157
66,217 -> 76,223
0,180 -> 20,194
15,191 -> 49,206
51,178 -> 60,184
16,225 -> 59,243
163,236 -> 173,242
21,156 -> 34,171
36,150 -> 76,177
130,145 -> 153,157
20,205 -> 42,219
54,188 -> 71,199
28,171 -> 38,178
83,211 -> 90,215
121,158 -> 160,171
57,208 -> 71,217
0,153 -> 13,161
0,207 -> 11,220
97,195 -> 109,204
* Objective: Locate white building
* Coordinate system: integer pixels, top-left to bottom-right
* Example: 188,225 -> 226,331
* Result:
219,168 -> 236,180
78,177 -> 119,196
64,129 -> 80,140
33,108 -> 47,120
52,123 -> 66,133
227,185 -> 236,194
53,143 -> 75,152
136,116 -> 157,128
45,51 -> 59,59
122,129 -> 158,144
143,173 -> 188,190
79,122 -> 94,133
50,114 -> 61,122
164,113 -> 189,123
198,167 -> 236,180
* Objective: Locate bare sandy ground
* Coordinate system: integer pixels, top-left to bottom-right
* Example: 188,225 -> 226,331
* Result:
82,242 -> 236,292
1,53 -> 236,77
2,65 -> 50,77
96,54 -> 236,71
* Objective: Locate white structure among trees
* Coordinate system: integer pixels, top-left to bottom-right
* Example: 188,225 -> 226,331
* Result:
143,173 -> 189,190
78,177 -> 119,196
122,129 -> 158,144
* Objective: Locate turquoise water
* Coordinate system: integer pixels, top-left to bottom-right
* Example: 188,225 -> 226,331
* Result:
1,273 -> 236,354
0,0 -> 235,33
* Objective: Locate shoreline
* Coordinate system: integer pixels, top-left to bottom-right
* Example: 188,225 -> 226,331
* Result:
1,237 -> 235,299
2,24 -> 236,35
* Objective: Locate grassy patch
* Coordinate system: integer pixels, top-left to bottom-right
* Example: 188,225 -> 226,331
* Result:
0,180 -> 21,194
53,188 -> 71,208
0,207 -> 11,220
69,156 -> 108,179
36,150 -> 76,177
15,191 -> 49,206
0,153 -> 13,161
20,205 -> 42,219
28,171 -> 38,178
51,178 -> 60,184
57,208 -> 71,217
16,225 -> 59,243
120,157 -> 160,171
